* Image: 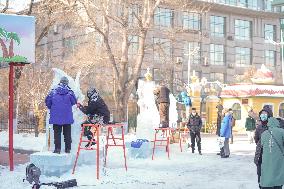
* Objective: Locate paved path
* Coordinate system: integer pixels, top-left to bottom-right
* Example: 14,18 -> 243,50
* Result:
0,150 -> 30,166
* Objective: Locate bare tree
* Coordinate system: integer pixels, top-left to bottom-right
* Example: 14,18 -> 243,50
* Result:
56,0 -> 212,121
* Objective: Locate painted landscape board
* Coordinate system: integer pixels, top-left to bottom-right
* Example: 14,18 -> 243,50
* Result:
0,13 -> 35,66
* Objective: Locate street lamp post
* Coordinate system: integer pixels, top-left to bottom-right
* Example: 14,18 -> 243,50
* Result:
187,43 -> 191,87
267,30 -> 284,84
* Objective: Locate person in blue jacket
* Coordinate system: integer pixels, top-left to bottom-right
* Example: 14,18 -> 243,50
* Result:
45,77 -> 77,154
220,108 -> 232,158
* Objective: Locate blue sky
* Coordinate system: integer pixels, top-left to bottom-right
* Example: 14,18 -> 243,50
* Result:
0,14 -> 35,63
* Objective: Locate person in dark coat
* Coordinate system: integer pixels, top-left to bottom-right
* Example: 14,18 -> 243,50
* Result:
229,108 -> 235,144
187,108 -> 202,155
153,85 -> 170,128
78,87 -> 110,147
254,105 -> 273,189
45,76 -> 77,154
216,102 -> 223,137
245,109 -> 256,144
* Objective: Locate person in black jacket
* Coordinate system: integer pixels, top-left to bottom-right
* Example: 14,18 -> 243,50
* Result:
187,108 -> 202,155
153,85 -> 170,128
78,87 -> 110,147
254,105 -> 273,189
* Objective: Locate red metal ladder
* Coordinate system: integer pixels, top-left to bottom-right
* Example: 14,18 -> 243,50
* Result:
104,123 -> 127,171
72,124 -> 100,179
152,128 -> 173,160
179,127 -> 190,152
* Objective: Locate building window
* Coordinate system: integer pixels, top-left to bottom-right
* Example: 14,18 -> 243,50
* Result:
183,42 -> 201,65
239,0 -> 257,9
235,19 -> 251,40
232,103 -> 241,120
210,44 -> 225,65
235,47 -> 251,67
63,37 -> 77,57
281,19 -> 284,27
129,4 -> 142,27
153,37 -> 172,63
210,16 -> 225,37
264,24 -> 276,41
264,0 -> 272,11
279,103 -> 284,118
225,0 -> 237,6
209,73 -> 225,82
183,12 -> 200,30
154,7 -> 173,28
153,68 -> 162,81
265,50 -> 276,67
128,36 -> 139,59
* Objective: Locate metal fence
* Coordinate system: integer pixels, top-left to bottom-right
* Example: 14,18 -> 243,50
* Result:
0,108 -> 40,133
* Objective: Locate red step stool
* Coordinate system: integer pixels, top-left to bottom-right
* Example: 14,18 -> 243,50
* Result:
179,127 -> 190,152
152,128 -> 173,160
104,123 -> 127,171
72,124 -> 100,179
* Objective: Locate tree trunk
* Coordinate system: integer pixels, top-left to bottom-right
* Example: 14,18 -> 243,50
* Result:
0,38 -> 8,57
115,90 -> 128,122
9,39 -> 14,57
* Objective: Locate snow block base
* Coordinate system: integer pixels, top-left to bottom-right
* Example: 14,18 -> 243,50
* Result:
126,141 -> 151,159
30,151 -> 99,177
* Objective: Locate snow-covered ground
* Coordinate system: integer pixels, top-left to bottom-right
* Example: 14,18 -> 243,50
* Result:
0,133 -> 259,189
0,131 -> 45,152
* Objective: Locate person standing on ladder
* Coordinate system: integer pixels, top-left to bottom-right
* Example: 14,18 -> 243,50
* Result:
153,84 -> 170,128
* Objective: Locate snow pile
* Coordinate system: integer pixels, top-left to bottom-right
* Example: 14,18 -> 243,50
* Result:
0,131 -> 45,152
0,134 -> 258,189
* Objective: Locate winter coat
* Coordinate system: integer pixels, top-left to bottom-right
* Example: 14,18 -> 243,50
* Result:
254,106 -> 273,144
260,117 -> 284,187
216,114 -> 222,136
220,114 -> 232,139
45,84 -> 77,125
245,116 -> 256,131
187,114 -> 202,133
154,86 -> 170,104
79,92 -> 110,124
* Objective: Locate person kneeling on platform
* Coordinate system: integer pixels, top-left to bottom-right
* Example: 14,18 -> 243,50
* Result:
77,87 -> 110,148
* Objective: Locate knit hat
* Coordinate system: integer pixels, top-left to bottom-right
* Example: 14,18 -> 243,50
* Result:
87,87 -> 98,98
259,105 -> 273,118
60,76 -> 69,85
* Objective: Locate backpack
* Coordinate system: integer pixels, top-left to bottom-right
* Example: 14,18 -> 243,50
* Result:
25,163 -> 41,185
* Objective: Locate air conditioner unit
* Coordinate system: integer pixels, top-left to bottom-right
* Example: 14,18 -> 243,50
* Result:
227,35 -> 234,41
176,57 -> 183,64
228,63 -> 234,68
53,25 -> 59,34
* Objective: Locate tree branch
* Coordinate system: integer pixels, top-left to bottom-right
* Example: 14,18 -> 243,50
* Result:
27,0 -> 35,15
1,0 -> 9,13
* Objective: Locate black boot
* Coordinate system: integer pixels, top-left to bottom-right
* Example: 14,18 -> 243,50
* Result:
199,151 -> 202,155
53,149 -> 61,154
